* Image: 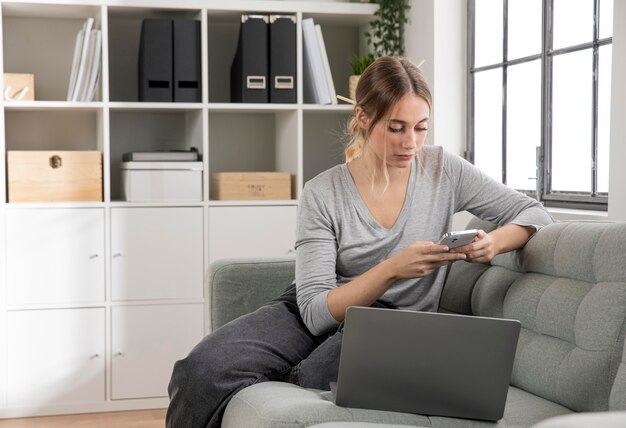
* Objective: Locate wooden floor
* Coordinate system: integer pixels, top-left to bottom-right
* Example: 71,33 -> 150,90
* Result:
0,409 -> 167,428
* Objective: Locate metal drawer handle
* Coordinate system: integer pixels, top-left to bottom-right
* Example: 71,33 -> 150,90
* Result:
49,155 -> 62,169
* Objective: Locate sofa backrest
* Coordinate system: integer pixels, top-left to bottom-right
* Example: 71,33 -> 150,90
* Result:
440,219 -> 626,412
207,257 -> 296,332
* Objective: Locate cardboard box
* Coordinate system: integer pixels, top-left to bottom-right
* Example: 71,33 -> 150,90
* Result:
211,172 -> 291,200
7,151 -> 102,202
120,161 -> 203,202
3,73 -> 35,101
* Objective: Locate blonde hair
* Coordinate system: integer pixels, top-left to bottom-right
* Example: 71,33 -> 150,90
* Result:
344,56 -> 432,190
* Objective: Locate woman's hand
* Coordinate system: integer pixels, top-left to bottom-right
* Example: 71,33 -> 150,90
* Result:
389,241 -> 467,280
450,229 -> 498,263
450,225 -> 536,264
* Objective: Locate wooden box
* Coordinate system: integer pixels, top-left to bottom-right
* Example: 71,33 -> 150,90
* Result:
211,172 -> 291,200
3,73 -> 35,101
7,151 -> 103,202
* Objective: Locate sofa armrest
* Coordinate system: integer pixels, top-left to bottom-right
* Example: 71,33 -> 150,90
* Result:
206,256 -> 296,332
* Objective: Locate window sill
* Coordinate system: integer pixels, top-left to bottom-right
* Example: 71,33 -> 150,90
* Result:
547,207 -> 609,222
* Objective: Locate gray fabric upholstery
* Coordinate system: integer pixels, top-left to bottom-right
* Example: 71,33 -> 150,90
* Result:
222,383 -> 572,428
207,256 -> 295,332
222,382 -> 432,427
309,424 -> 417,428
309,424 -> 419,428
531,411 -> 626,428
443,221 -> 626,413
610,341 -> 626,410
208,219 -> 626,427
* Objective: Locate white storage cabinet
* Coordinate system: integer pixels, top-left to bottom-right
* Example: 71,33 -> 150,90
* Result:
6,208 -> 105,305
208,205 -> 297,263
0,0 -> 376,419
111,207 -> 204,301
111,304 -> 204,399
6,308 -> 106,407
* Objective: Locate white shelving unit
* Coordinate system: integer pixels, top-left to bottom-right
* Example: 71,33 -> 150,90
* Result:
0,0 -> 375,418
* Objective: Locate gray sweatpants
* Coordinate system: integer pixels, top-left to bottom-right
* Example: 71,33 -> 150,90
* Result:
166,284 -> 343,428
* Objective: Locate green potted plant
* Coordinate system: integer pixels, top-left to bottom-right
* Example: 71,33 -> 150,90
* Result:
346,0 -> 410,101
365,0 -> 410,58
348,53 -> 375,100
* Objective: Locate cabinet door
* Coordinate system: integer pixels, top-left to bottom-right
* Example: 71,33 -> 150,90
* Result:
208,206 -> 297,263
111,207 -> 204,300
6,208 -> 105,304
7,308 -> 105,407
112,304 -> 204,399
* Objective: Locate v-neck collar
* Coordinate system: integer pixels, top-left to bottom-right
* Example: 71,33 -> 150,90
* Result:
340,158 -> 416,233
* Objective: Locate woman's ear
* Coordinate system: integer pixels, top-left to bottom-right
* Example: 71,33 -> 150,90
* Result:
355,106 -> 369,130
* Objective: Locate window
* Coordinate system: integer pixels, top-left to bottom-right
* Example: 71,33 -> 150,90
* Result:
468,0 -> 613,209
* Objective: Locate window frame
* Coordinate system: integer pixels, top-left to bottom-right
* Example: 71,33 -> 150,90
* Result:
467,0 -> 612,210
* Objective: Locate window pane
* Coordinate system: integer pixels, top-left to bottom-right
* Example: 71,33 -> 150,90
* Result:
507,60 -> 541,191
553,0 -> 594,49
474,68 -> 503,182
551,50 -> 593,192
508,0 -> 542,60
474,0 -> 503,67
598,45 -> 612,193
600,0 -> 614,40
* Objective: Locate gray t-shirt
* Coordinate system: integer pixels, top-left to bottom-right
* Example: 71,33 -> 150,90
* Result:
295,145 -> 553,336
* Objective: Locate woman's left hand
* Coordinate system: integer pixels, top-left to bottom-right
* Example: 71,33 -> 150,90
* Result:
450,229 -> 498,263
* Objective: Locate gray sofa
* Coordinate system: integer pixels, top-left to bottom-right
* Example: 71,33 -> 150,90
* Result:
206,218 -> 626,427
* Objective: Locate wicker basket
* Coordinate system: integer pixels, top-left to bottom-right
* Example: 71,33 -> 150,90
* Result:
348,75 -> 360,102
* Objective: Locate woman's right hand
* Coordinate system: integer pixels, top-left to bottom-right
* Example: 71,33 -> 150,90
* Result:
387,241 -> 467,280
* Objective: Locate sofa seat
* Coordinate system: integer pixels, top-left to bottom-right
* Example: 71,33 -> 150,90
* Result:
221,382 -> 572,428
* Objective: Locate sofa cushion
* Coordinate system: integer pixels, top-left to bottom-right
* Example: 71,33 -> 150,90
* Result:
430,387 -> 571,428
610,341 -> 626,410
222,382 -> 572,428
309,424 -> 419,428
308,423 -> 422,428
531,411 -> 626,428
222,382 -> 431,428
442,221 -> 626,413
208,257 -> 296,331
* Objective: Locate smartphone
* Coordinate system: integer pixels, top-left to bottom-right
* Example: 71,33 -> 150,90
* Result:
438,229 -> 478,249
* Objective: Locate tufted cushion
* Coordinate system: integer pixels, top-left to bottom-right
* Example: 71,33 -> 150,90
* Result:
443,221 -> 626,413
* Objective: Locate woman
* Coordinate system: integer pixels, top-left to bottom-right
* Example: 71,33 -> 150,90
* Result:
167,56 -> 553,428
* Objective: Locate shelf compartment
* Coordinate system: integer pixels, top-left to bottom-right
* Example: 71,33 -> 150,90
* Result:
206,12 -> 242,103
4,109 -> 104,151
208,110 -> 298,200
303,111 -> 350,184
107,6 -> 202,102
2,3 -> 103,102
109,109 -> 204,201
301,14 -> 366,105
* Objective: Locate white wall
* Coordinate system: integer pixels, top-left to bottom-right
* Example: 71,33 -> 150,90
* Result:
608,0 -> 626,221
405,0 -> 466,156
406,0 -> 470,230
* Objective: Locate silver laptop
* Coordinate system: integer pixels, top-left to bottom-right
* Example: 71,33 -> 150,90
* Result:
334,306 -> 521,421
